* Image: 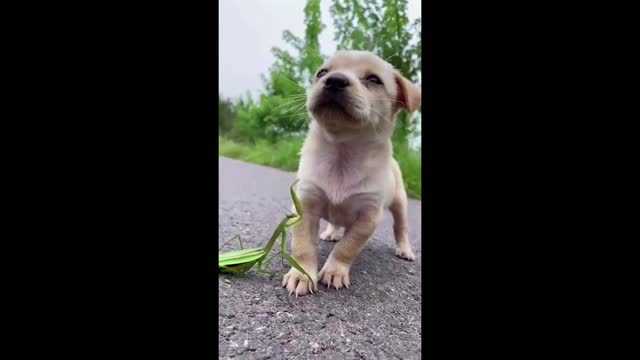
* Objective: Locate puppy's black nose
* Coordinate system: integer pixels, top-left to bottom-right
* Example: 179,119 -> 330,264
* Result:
324,74 -> 350,90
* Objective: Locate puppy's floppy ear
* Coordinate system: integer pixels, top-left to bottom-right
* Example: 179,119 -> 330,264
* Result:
394,72 -> 421,113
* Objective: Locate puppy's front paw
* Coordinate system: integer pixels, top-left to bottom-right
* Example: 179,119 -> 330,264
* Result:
319,227 -> 341,242
395,244 -> 416,261
282,267 -> 317,297
318,258 -> 351,289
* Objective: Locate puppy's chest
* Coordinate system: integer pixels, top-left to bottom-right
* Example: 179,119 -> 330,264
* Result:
310,150 -> 372,204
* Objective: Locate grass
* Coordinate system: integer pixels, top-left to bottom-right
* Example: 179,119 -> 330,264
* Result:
393,142 -> 422,199
219,136 -> 304,171
219,136 -> 421,200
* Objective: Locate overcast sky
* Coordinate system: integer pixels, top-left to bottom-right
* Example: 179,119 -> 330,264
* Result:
219,0 -> 422,101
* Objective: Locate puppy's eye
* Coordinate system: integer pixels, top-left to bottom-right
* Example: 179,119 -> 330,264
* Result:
366,75 -> 383,85
316,69 -> 328,78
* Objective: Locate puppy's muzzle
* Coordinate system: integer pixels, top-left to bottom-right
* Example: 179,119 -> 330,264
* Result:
323,73 -> 350,92
309,72 -> 355,119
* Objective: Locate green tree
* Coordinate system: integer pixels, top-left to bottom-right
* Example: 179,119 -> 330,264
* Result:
235,0 -> 326,142
330,0 -> 381,51
218,94 -> 236,135
300,0 -> 326,81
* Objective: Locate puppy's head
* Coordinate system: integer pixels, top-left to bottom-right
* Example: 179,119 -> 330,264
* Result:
306,50 -> 421,140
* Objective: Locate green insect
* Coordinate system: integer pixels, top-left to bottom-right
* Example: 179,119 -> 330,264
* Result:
218,179 -> 313,287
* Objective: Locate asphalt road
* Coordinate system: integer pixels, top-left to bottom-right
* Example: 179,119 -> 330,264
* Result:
219,157 -> 422,359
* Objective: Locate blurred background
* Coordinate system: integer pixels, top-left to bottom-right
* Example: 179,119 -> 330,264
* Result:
219,0 -> 422,199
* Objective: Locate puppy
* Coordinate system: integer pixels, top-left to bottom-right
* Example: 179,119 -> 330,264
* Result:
282,50 -> 421,296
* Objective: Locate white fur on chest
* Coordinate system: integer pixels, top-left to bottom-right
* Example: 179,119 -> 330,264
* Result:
311,145 -> 374,204
297,126 -> 394,208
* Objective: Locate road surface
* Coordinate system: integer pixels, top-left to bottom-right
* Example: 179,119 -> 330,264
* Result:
219,157 -> 422,359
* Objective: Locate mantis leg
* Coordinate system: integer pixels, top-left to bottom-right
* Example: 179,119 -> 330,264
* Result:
280,228 -> 287,267
257,269 -> 276,276
219,234 -> 243,252
261,251 -> 282,268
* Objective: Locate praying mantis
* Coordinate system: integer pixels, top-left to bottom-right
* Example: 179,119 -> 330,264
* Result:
218,179 -> 313,287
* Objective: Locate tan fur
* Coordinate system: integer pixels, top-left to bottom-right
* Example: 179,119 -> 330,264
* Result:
282,51 -> 421,296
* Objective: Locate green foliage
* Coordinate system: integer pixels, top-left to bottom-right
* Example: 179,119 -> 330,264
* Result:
330,0 -> 381,51
218,94 -> 236,135
231,94 -> 308,143
219,136 -> 304,172
263,46 -> 304,98
232,0 -> 328,142
393,140 -> 422,199
301,0 -> 325,80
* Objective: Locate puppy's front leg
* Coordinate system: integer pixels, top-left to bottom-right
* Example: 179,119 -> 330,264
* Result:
282,201 -> 319,296
319,206 -> 382,289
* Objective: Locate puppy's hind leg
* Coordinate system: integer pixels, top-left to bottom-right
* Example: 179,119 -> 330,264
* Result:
389,167 -> 416,261
320,222 -> 342,242
390,192 -> 415,261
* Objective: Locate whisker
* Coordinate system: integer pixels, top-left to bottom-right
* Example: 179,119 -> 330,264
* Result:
276,74 -> 304,89
384,52 -> 399,62
369,108 -> 388,124
282,93 -> 307,99
397,114 -> 410,128
290,101 -> 308,110
372,121 -> 380,137
350,105 -> 364,129
370,99 -> 406,104
293,114 -> 309,127
306,47 -> 323,59
369,107 -> 384,117
278,112 -> 306,119
279,97 -> 307,106
371,38 -> 380,53
271,98 -> 307,112
278,104 -> 308,118
283,95 -> 307,102
288,103 -> 308,116
272,101 -> 305,112
289,108 -> 310,128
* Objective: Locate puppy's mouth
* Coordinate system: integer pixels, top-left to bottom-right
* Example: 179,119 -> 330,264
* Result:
308,92 -> 357,119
